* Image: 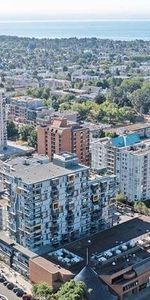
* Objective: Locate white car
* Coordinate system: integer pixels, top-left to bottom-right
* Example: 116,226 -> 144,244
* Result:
0,296 -> 8,300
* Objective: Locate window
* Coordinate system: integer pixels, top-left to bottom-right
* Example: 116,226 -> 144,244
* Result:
53,202 -> 59,210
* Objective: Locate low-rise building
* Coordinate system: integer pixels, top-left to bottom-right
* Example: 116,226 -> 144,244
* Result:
0,232 -> 36,277
43,78 -> 71,89
4,75 -> 39,90
8,96 -> 45,124
1,216 -> 150,299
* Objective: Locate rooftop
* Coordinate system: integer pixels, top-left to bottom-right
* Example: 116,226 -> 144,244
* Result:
42,217 -> 150,275
0,231 -> 36,258
111,133 -> 141,148
1,154 -> 88,184
30,256 -> 72,276
75,265 -> 117,300
104,122 -> 150,134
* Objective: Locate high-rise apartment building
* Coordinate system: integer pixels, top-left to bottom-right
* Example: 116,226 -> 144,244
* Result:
0,90 -> 7,148
91,133 -> 150,201
116,142 -> 150,201
0,153 -> 116,252
38,117 -> 90,166
91,133 -> 141,173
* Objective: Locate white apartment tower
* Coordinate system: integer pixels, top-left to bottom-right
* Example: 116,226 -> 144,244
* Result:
91,133 -> 150,201
116,143 -> 150,201
0,90 -> 7,148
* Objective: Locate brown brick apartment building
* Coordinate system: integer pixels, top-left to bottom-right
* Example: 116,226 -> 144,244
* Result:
37,117 -> 90,165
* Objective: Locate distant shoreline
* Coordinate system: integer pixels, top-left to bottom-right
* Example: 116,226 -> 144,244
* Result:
0,19 -> 150,23
0,20 -> 150,41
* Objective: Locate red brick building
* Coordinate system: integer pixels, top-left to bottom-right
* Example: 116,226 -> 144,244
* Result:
37,117 -> 90,166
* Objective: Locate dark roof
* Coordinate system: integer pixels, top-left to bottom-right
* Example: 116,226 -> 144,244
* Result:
133,257 -> 150,276
74,265 -> 117,300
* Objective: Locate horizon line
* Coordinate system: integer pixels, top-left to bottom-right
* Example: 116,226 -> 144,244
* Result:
1,18 -> 150,23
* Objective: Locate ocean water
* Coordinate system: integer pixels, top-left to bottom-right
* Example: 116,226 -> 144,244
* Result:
0,20 -> 150,40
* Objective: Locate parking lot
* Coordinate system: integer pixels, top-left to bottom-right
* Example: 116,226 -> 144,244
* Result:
0,283 -> 19,300
0,262 -> 31,293
0,262 -> 32,299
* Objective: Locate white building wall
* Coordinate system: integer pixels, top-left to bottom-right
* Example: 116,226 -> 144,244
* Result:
118,149 -> 150,201
0,90 -> 7,147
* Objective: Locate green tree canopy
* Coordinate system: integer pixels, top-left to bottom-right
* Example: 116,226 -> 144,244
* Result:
7,120 -> 18,140
32,280 -> 88,300
116,192 -> 126,203
32,282 -> 53,300
19,125 -> 37,148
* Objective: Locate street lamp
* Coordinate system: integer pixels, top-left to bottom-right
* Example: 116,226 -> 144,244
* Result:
86,239 -> 91,266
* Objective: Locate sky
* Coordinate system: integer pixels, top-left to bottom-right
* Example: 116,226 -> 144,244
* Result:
1,0 -> 150,20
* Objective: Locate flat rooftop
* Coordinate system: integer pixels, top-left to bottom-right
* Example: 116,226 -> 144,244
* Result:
1,155 -> 88,184
0,141 -> 34,157
104,123 -> 150,134
98,247 -> 150,276
42,217 -> 150,275
0,230 -> 36,258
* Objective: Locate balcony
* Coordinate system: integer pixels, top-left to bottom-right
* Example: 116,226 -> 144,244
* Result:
67,174 -> 75,184
50,224 -> 59,233
67,225 -> 74,232
92,194 -> 99,203
66,188 -> 74,196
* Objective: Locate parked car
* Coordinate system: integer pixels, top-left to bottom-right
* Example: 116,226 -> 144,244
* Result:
13,286 -> 20,293
7,282 -> 14,290
0,295 -> 8,300
3,280 -> 8,286
0,276 -> 5,283
16,289 -> 26,297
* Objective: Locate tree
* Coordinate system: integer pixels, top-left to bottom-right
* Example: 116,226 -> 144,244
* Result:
7,120 -> 18,140
32,282 -> 53,300
95,93 -> 106,104
116,192 -> 126,204
130,82 -> 150,113
44,99 -> 52,108
120,77 -> 143,93
32,280 -> 88,300
134,201 -> 149,215
105,131 -> 118,138
19,125 -> 35,141
28,129 -> 37,148
63,66 -> 68,72
55,280 -> 87,300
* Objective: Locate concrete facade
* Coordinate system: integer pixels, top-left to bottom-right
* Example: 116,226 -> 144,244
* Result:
0,153 -> 116,252
0,90 -> 7,148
